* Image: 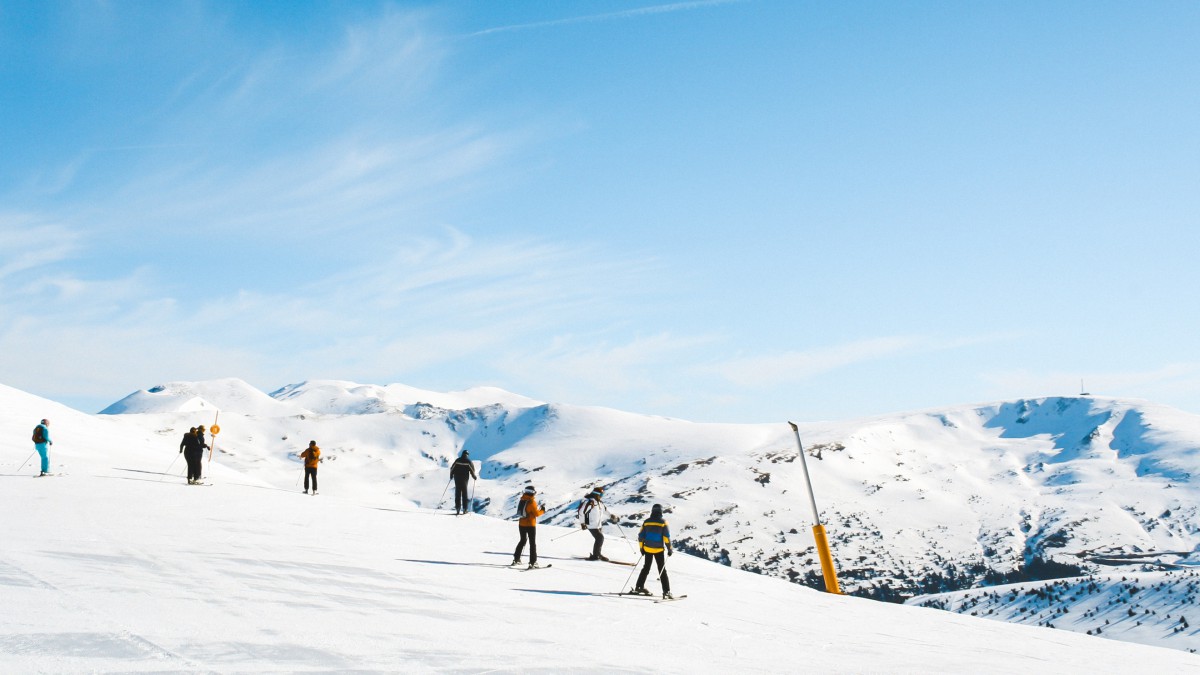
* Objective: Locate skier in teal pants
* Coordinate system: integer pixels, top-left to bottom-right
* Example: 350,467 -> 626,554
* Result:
32,419 -> 52,476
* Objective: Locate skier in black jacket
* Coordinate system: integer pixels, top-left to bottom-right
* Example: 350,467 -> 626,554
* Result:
449,450 -> 477,514
179,425 -> 210,484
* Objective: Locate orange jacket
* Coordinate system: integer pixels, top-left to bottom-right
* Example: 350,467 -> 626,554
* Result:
301,446 -> 320,468
518,494 -> 544,527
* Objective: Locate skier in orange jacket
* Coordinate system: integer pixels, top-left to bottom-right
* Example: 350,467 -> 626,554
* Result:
513,485 -> 546,568
300,441 -> 320,494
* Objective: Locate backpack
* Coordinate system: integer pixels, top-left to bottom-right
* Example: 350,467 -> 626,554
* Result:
32,426 -> 45,444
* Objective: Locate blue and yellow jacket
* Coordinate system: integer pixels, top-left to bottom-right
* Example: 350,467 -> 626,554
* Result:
638,519 -> 671,554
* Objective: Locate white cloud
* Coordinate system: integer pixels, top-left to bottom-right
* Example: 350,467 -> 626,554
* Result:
468,0 -> 746,37
495,332 -> 718,404
0,222 -> 663,410
700,336 -> 926,388
0,215 -> 81,280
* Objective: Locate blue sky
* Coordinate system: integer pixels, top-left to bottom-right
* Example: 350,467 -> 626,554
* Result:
2,0 -> 1199,423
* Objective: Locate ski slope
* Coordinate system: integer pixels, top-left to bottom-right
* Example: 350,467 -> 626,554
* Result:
95,380 -> 1200,606
8,378 -> 1200,666
910,569 -> 1200,653
2,411 -> 1197,672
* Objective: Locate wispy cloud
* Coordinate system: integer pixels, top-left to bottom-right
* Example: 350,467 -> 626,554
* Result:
0,215 -> 81,280
0,222 -> 662,410
495,332 -> 718,403
468,0 -> 745,37
700,336 -> 923,388
699,333 -> 1012,389
983,364 -> 1200,402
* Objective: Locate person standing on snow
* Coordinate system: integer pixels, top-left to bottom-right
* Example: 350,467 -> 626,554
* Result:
577,486 -> 618,561
180,425 -> 209,484
632,503 -> 674,598
449,450 -> 477,514
300,441 -> 320,494
32,419 -> 52,476
513,485 -> 546,568
179,427 -> 196,455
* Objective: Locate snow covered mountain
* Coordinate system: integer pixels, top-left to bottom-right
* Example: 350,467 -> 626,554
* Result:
4,379 -> 1198,671
86,379 -> 1200,653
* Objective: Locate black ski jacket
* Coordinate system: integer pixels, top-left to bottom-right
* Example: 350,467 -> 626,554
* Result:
450,456 -> 477,481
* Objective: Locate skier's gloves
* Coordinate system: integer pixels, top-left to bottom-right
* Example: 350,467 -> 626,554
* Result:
667,549 -> 673,557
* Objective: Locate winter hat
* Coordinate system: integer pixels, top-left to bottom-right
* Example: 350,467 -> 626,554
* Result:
650,503 -> 664,518
594,486 -> 604,493
523,485 -> 536,494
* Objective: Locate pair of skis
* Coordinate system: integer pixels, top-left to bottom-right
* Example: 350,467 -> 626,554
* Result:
576,556 -> 636,567
605,591 -> 688,603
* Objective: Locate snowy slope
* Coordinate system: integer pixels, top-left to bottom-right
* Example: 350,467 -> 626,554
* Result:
909,568 -> 1200,654
89,380 -> 1200,653
2,380 -> 1198,671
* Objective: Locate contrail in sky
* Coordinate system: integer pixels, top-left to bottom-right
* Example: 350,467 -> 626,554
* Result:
469,0 -> 746,37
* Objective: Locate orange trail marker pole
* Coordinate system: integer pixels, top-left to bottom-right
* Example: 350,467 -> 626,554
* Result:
208,412 -> 221,463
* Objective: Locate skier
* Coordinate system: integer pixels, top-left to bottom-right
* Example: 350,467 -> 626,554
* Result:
300,441 -> 320,494
180,425 -> 209,484
513,484 -> 546,568
449,450 -> 477,514
577,486 -> 618,561
631,503 -> 674,599
32,419 -> 52,476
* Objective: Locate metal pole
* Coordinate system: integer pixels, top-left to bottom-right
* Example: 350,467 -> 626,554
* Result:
789,422 -> 822,525
16,451 -> 36,474
157,453 -> 181,482
551,527 -> 583,542
608,521 -> 639,555
788,421 -> 842,595
620,553 -> 645,593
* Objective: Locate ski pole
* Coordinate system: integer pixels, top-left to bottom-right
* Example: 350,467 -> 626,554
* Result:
16,451 -> 36,474
436,478 -> 452,509
620,552 -> 645,593
656,554 -> 671,582
608,521 -> 639,555
156,453 -> 182,482
552,527 -> 584,542
469,477 -> 477,513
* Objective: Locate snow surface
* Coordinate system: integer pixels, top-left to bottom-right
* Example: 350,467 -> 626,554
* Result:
99,382 -> 1200,606
3,381 -> 1198,672
910,569 -> 1200,653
